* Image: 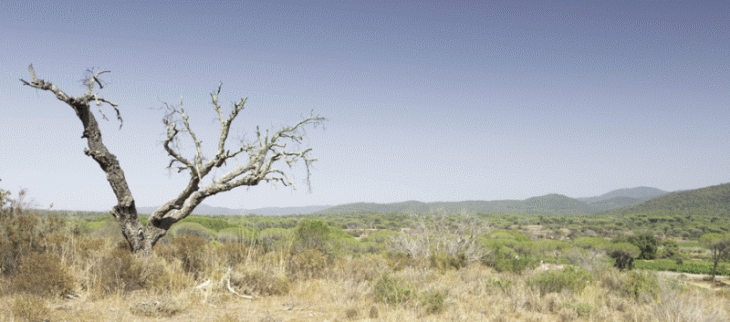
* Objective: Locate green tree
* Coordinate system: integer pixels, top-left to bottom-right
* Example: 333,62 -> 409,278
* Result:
607,242 -> 641,270
699,233 -> 730,281
613,233 -> 658,260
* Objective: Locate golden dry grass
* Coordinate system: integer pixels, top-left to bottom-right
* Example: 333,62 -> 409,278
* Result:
2,235 -> 730,322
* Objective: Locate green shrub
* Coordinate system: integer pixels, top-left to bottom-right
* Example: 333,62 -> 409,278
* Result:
607,243 -> 641,270
13,252 -> 74,298
419,289 -> 447,314
493,256 -> 538,274
613,233 -> 659,260
623,271 -> 658,301
485,277 -> 513,293
170,222 -> 214,240
12,295 -> 50,322
528,266 -> 592,295
295,220 -> 331,252
373,273 -> 412,305
217,227 -> 257,245
259,228 -> 294,251
430,252 -> 468,272
364,230 -> 397,243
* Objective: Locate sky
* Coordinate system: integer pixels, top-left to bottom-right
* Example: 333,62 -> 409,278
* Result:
1,0 -> 728,212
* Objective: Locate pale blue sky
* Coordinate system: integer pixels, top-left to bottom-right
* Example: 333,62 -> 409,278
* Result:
1,0 -> 728,211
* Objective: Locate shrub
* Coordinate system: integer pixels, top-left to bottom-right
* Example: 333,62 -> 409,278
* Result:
289,249 -> 329,279
230,269 -> 290,296
217,227 -> 257,245
623,271 -> 659,302
364,230 -> 397,243
13,252 -> 74,298
419,289 -> 447,314
12,295 -> 50,322
259,228 -> 294,251
528,266 -> 592,295
95,247 -> 146,294
607,243 -> 641,270
485,277 -> 513,293
430,252 -> 468,272
295,220 -> 331,252
171,222 -> 214,240
171,235 -> 208,273
613,233 -> 658,260
373,273 -> 412,305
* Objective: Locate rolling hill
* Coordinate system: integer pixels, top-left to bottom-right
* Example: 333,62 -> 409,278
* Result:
133,184 -> 722,217
604,183 -> 730,217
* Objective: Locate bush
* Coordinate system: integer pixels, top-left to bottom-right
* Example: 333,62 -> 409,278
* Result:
13,252 -> 74,298
12,295 -> 50,322
430,252 -> 468,272
373,273 -> 412,305
95,247 -> 147,294
289,249 -> 329,279
528,266 -> 592,295
623,271 -> 658,302
230,269 -> 290,296
419,289 -> 447,314
295,220 -> 331,252
171,235 -> 208,273
217,227 -> 257,245
170,222 -> 214,240
613,233 -> 658,260
606,243 -> 641,270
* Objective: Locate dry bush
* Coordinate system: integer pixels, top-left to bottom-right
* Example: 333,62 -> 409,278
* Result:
215,242 -> 251,266
288,248 -> 330,279
652,279 -> 728,322
384,251 -> 421,271
12,294 -> 50,322
13,252 -> 74,298
92,247 -> 149,295
170,235 -> 208,274
333,256 -> 383,283
229,269 -> 290,296
389,214 -> 488,262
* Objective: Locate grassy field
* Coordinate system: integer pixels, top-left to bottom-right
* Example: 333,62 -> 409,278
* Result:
1,211 -> 730,321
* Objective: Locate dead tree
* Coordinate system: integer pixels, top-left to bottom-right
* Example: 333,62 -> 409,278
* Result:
21,65 -> 325,255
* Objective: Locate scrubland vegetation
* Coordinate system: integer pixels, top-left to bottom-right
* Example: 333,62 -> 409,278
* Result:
1,188 -> 730,321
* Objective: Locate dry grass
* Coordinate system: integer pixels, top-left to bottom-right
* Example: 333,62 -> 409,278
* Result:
1,233 -> 729,322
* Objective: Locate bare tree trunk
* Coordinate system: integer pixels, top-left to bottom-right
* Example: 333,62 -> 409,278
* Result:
21,65 -> 146,252
22,65 -> 324,255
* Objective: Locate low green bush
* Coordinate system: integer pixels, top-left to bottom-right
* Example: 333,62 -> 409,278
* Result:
528,266 -> 592,295
373,273 -> 412,305
623,271 -> 659,301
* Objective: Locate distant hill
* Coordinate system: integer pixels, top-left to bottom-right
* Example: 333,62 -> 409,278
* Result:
605,183 -> 730,217
137,204 -> 330,216
579,187 -> 668,204
133,185 -> 679,216
316,192 -> 649,216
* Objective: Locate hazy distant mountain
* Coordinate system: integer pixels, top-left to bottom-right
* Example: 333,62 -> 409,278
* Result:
133,185 -> 691,217
604,183 -> 730,217
137,204 -> 330,216
579,187 -> 669,204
